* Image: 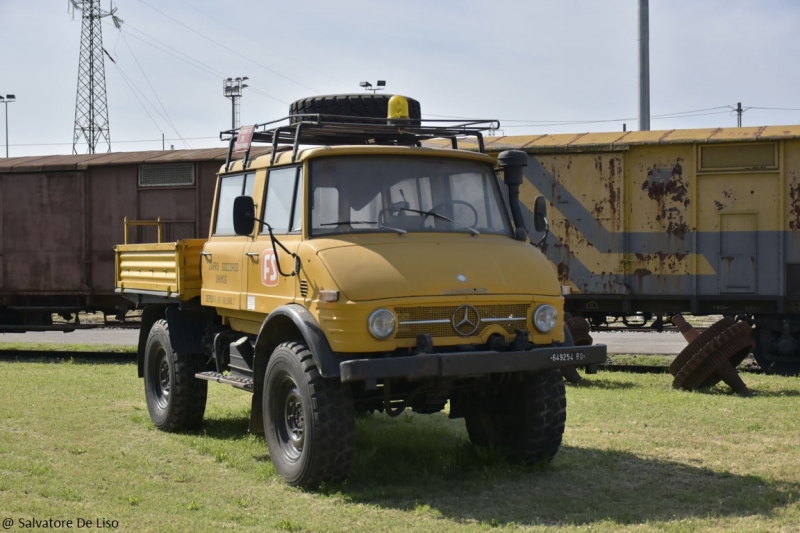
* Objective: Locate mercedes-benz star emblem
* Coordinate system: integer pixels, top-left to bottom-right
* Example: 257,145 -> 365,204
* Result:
452,304 -> 480,337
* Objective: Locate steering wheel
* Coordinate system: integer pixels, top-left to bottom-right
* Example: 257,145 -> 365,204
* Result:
423,200 -> 479,228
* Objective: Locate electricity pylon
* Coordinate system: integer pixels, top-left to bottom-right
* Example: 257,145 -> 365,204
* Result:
69,0 -> 120,154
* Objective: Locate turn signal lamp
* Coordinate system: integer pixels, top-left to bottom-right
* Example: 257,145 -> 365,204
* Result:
387,95 -> 410,120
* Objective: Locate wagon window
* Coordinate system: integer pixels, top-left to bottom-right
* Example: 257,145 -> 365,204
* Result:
214,172 -> 256,235
138,163 -> 195,187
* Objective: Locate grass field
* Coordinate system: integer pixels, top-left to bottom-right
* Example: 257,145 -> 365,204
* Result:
1,361 -> 799,532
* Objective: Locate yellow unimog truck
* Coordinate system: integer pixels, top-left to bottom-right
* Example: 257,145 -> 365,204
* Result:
115,94 -> 606,489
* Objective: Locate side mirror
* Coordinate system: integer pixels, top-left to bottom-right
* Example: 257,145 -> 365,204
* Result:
233,195 -> 256,236
533,195 -> 548,233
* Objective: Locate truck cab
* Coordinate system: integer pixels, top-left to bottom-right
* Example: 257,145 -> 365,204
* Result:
115,94 -> 606,489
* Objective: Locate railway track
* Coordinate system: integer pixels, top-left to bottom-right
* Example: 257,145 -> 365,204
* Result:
1,349 -> 767,378
0,349 -> 136,363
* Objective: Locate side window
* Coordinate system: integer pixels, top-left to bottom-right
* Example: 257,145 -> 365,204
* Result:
262,167 -> 301,234
214,172 -> 255,235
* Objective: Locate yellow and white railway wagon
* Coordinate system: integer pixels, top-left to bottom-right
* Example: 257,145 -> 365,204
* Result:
474,125 -> 800,375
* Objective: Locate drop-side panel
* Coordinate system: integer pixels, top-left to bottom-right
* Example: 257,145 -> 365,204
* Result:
116,239 -> 205,299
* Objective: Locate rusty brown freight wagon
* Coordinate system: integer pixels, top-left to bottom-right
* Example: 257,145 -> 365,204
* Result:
0,148 -> 265,331
475,125 -> 800,375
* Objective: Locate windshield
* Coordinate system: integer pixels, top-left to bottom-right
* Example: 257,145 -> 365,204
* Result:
309,156 -> 512,237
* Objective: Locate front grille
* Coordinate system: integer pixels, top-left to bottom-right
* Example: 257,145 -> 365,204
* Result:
395,304 -> 529,339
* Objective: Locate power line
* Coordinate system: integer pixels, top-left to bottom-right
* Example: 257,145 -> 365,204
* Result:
108,20 -> 288,105
10,136 -> 219,147
115,22 -> 227,78
111,61 -> 191,148
749,106 -> 800,112
174,0 -> 353,91
117,31 -> 190,148
137,0 -> 320,95
110,62 -> 170,144
424,106 -> 736,128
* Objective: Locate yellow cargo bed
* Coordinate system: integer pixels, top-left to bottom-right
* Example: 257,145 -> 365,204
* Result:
115,239 -> 206,300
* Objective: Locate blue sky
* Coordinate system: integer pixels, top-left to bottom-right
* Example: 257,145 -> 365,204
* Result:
2,0 -> 800,156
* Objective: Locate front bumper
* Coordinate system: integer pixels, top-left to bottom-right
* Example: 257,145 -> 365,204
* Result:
339,344 -> 607,383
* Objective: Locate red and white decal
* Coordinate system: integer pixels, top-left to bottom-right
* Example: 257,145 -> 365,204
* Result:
261,249 -> 279,287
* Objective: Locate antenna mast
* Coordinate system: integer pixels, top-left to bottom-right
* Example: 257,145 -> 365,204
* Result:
70,0 -> 118,154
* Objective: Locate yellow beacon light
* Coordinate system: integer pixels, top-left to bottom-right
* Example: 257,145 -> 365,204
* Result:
387,95 -> 410,122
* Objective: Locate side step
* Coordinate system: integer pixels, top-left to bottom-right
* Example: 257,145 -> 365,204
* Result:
195,371 -> 254,392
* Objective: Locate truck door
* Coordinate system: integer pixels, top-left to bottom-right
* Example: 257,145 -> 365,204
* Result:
200,171 -> 256,310
244,166 -> 303,313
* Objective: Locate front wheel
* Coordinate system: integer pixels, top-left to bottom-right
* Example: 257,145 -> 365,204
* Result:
465,370 -> 566,463
263,342 -> 356,489
143,319 -> 207,431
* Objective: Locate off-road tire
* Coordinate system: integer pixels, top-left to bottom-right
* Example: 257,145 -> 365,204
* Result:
465,370 -> 566,463
143,319 -> 207,431
263,341 -> 356,490
289,94 -> 421,124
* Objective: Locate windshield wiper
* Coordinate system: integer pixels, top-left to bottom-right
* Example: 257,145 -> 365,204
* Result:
319,220 -> 376,226
399,208 -> 480,235
319,219 -> 406,235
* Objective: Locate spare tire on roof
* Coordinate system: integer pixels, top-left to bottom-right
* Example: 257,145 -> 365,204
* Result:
289,94 -> 421,125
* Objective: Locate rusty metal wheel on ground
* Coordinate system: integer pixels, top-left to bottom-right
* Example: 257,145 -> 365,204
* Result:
669,317 -> 735,385
672,320 -> 755,396
565,313 -> 593,346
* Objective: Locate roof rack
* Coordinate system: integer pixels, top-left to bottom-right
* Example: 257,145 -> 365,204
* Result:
220,114 -> 500,171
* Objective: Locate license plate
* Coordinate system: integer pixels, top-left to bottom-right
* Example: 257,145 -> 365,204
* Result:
550,351 -> 586,363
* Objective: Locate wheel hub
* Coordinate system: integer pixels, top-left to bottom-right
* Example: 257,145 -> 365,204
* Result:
157,353 -> 170,407
277,383 -> 305,459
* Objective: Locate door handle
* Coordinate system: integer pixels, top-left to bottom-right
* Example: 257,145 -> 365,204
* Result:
200,251 -> 212,262
245,252 -> 259,263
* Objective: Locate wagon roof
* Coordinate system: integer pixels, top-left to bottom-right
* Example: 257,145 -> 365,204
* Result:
423,125 -> 800,153
0,147 -> 273,173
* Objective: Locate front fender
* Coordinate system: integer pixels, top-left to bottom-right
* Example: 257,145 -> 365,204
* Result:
249,304 -> 339,435
254,304 -> 339,378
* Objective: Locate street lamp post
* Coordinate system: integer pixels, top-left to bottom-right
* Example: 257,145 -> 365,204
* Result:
223,78 -> 248,129
359,80 -> 385,94
1,94 -> 15,158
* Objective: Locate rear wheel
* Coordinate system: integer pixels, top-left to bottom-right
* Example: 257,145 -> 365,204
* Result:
263,342 -> 356,489
143,319 -> 207,431
465,370 -> 566,463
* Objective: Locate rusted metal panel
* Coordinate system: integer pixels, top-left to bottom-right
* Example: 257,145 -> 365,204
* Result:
625,143 -> 695,296
0,151 -> 225,324
521,151 -> 626,295
89,165 -> 139,295
759,125 -> 800,140
1,172 -> 85,293
526,133 -> 590,148
0,148 -> 275,175
492,128 -> 792,309
708,126 -> 767,142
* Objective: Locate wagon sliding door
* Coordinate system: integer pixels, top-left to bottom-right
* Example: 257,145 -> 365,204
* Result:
695,142 -> 780,303
719,213 -> 757,294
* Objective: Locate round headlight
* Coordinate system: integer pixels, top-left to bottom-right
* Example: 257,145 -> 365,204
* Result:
368,308 -> 396,340
533,304 -> 558,333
